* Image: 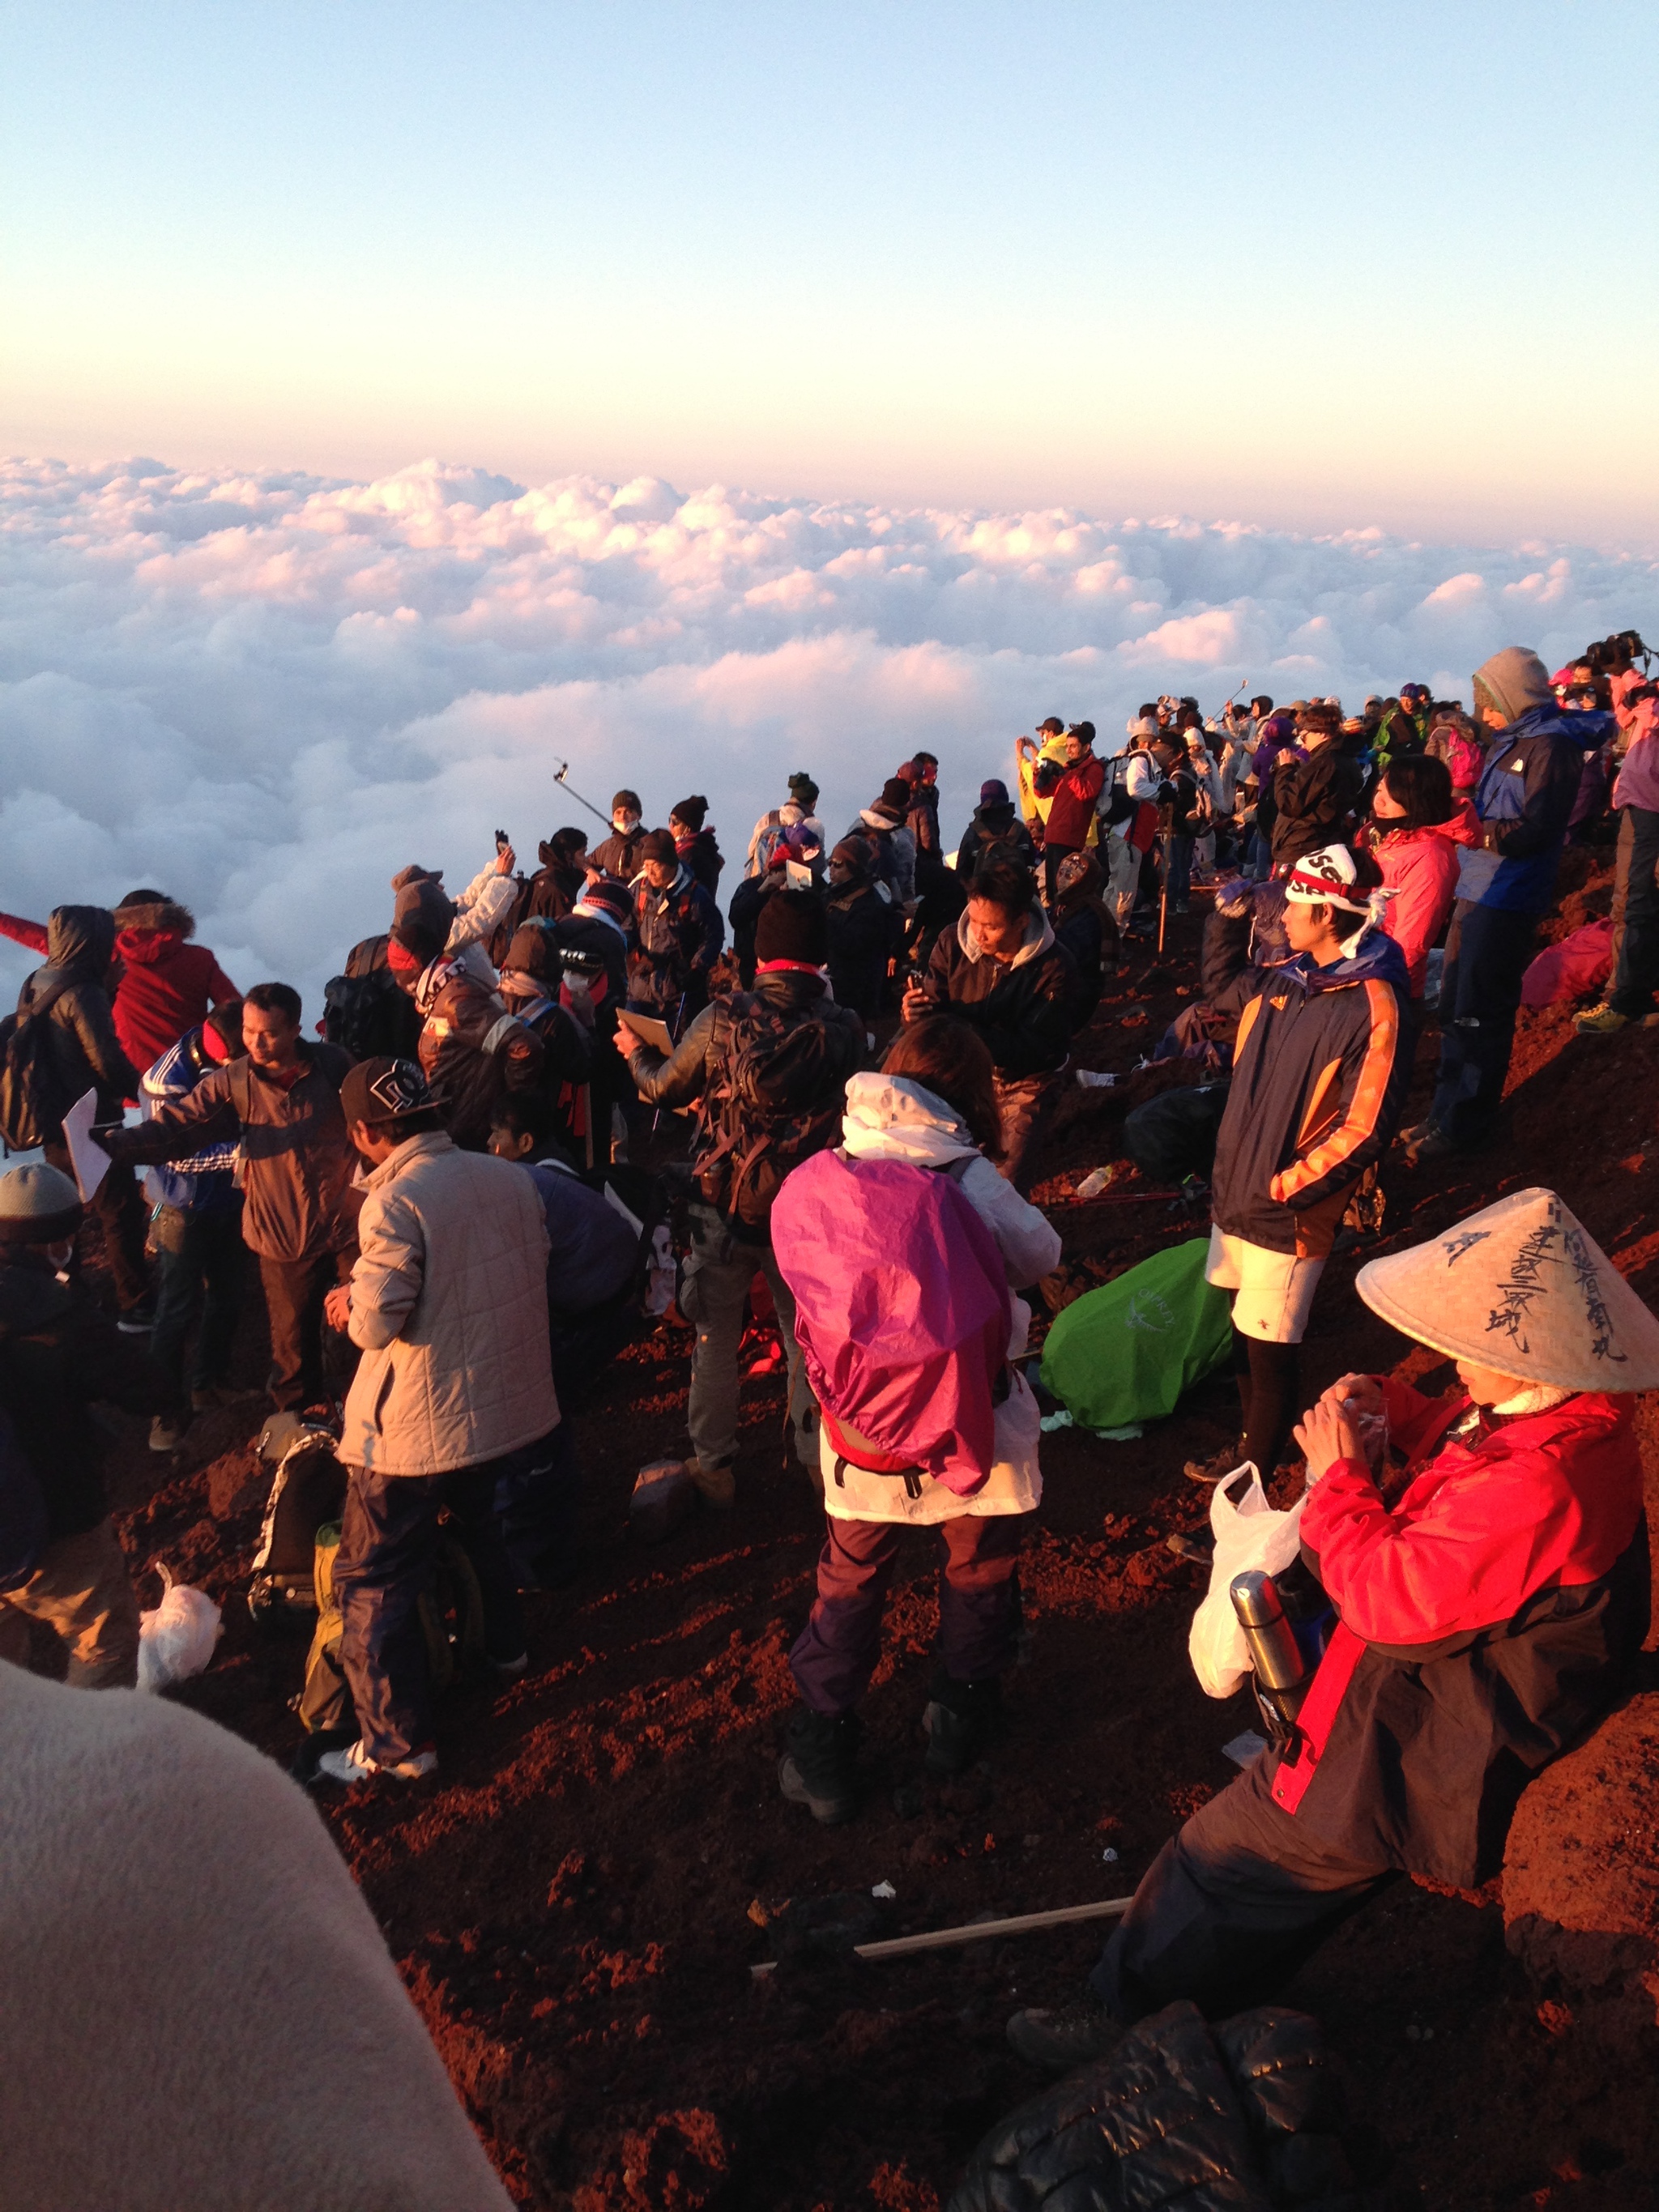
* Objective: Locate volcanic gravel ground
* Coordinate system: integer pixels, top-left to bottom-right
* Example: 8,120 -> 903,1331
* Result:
83,851 -> 1659,2209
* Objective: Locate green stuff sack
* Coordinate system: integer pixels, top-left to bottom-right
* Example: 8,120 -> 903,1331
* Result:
1039,1236 -> 1232,1431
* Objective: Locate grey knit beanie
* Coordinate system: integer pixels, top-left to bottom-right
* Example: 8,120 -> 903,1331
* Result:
0,1163 -> 83,1245
1473,646 -> 1552,725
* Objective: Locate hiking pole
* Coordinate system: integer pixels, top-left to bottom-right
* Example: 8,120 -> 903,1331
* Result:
749,1893 -> 1136,1980
550,759 -> 613,832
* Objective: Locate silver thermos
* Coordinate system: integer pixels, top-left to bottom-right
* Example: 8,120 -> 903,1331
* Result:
1230,1569 -> 1310,1745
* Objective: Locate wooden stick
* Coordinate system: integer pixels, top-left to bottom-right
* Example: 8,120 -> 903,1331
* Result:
749,1892 -> 1134,1980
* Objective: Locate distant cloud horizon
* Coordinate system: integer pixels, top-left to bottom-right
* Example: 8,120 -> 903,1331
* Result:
2,452 -> 1656,1019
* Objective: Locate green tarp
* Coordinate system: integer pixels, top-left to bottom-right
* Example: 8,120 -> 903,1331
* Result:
1039,1235 -> 1233,1433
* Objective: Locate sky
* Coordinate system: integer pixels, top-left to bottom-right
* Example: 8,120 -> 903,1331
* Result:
5,0 -> 1658,544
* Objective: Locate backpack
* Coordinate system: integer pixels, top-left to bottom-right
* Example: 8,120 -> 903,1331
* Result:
248,1423 -> 347,1621
322,966 -> 421,1061
295,1515 -> 488,1745
770,1149 -> 1011,1487
694,993 -> 864,1231
0,974 -> 70,1153
1447,727 -> 1485,789
1122,1083 -> 1231,1186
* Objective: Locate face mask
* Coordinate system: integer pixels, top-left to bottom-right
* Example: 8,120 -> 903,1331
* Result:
614,812 -> 640,835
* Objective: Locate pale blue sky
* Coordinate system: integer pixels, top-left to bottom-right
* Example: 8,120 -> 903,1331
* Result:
5,1 -> 1655,540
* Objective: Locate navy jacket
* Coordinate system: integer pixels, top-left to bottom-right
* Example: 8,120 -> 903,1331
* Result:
1465,705 -> 1614,913
1210,927 -> 1411,1256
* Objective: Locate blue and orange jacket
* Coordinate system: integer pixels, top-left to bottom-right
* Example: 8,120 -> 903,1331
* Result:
1272,1378 -> 1648,1886
1209,925 -> 1410,1257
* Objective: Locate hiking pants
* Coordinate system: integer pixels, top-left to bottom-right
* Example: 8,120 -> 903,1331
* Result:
1103,833 -> 1140,929
44,1142 -> 149,1315
1164,834 -> 1194,908
1088,1750 -> 1393,2024
1609,806 -> 1659,1016
334,1460 -> 526,1767
1429,900 -> 1537,1149
993,1069 -> 1064,1195
151,1205 -> 245,1413
0,1519 -> 140,1689
259,1250 -> 339,1412
492,1421 -> 582,1589
680,1203 -> 817,1473
790,1509 -> 1027,1716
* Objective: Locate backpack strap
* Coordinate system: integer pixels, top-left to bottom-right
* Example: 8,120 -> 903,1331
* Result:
481,1012 -> 525,1056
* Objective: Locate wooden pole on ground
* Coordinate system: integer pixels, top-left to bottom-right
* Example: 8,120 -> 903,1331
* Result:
748,1892 -> 1135,1980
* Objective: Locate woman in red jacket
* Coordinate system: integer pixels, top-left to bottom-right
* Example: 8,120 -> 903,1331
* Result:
1362,753 -> 1481,1000
1008,1185 -> 1657,2067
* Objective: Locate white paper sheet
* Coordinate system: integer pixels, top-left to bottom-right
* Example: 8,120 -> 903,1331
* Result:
62,1087 -> 113,1201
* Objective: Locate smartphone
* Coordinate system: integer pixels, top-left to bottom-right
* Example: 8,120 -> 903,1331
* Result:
494,829 -> 510,854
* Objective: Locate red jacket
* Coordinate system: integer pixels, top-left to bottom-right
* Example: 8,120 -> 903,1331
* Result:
1269,1378 -> 1648,1885
112,931 -> 238,1073
1038,753 -> 1104,849
1367,801 -> 1480,999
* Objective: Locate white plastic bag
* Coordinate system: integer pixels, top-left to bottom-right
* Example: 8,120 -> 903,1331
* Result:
136,1563 -> 223,1692
1187,1464 -> 1306,1698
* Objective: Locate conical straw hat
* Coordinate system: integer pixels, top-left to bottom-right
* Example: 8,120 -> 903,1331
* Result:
1355,1186 -> 1659,1392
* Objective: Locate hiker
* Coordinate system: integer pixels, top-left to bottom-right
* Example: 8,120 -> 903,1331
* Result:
316,1059 -> 554,1784
617,891 -> 865,1507
1576,676 -> 1659,1036
591,791 -> 648,883
0,1163 -> 154,1688
11,906 -> 151,1326
1032,722 -> 1104,906
729,822 -> 825,987
493,923 -> 595,1157
847,778 -> 919,906
1098,744 -> 1160,934
904,857 -> 1078,1192
103,982 -> 356,1415
1149,735 -> 1202,916
108,889 -> 240,1072
139,998 -> 259,1452
388,895 -> 545,1153
1050,848 -> 1116,1026
390,845 -> 522,982
770,1019 -> 1060,1825
1008,1188 -> 1655,2064
523,827 -> 591,922
746,773 -> 825,877
1360,753 -> 1480,1000
542,876 -> 635,1164
1016,717 -> 1069,842
902,752 -> 941,856
626,829 -> 724,1028
825,835 -> 900,1026
956,778 -> 1037,876
1186,845 -> 1410,1489
1401,647 -> 1614,1162
322,933 -> 424,1061
1270,702 -> 1366,868
670,795 -> 724,895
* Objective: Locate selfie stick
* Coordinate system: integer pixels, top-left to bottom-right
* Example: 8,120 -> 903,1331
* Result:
551,760 -> 614,831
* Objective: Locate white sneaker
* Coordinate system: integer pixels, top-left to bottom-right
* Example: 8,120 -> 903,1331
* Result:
315,1738 -> 438,1785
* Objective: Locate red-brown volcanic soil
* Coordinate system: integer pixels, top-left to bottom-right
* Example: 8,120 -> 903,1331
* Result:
92,850 -> 1659,2210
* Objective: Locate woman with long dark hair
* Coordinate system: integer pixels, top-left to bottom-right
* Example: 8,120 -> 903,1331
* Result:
1362,753 -> 1480,1000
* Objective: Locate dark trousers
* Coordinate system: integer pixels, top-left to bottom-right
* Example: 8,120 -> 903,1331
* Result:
1610,806 -> 1659,1015
1429,899 -> 1538,1149
993,1068 -> 1064,1195
335,1459 -> 527,1766
789,1509 -> 1026,1716
492,1421 -> 581,1588
258,1250 -> 339,1411
1164,834 -> 1194,906
151,1206 -> 245,1413
1089,1750 -> 1393,2023
45,1142 -> 149,1311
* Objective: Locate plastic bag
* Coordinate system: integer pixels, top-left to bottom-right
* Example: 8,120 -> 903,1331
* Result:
1188,1466 -> 1306,1698
1039,1238 -> 1233,1433
136,1563 -> 223,1692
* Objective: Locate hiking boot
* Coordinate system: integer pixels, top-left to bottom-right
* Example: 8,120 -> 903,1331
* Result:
923,1673 -> 1003,1776
315,1738 -> 438,1785
1398,1122 -> 1456,1166
1166,1530 -> 1214,1566
1183,1439 -> 1246,1485
117,1299 -> 156,1335
1005,1998 -> 1124,2074
778,1707 -> 861,1826
149,1413 -> 186,1454
686,1455 -> 736,1510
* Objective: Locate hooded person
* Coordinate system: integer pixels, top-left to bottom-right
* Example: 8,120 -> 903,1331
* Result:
669,795 -> 724,897
16,906 -> 151,1322
591,791 -> 648,884
728,821 -> 825,987
903,858 -> 1079,1192
1269,703 -> 1366,868
824,833 -> 902,1025
524,826 -> 591,922
494,922 -> 596,1157
390,846 -> 520,986
1188,845 -> 1410,1490
956,778 -> 1037,876
389,897 -> 545,1155
1009,1187 -> 1657,2069
747,772 -> 825,877
1401,647 -> 1614,1162
846,778 -> 919,906
625,828 -> 725,1025
107,891 -> 240,1072
535,875 -> 635,1164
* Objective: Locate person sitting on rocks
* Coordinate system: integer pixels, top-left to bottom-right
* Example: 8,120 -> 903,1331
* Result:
1008,1186 -> 1656,2069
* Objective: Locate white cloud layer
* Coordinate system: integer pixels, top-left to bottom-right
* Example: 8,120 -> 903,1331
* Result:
2,455 -> 1657,1021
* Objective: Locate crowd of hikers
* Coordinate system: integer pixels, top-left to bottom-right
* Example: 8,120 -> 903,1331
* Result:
2,629 -> 1658,2189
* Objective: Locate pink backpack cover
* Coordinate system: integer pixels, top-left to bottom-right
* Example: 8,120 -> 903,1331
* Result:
771,1151 -> 1013,1494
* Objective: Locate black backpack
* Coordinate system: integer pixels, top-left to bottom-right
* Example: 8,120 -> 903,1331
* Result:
322,967 -> 420,1061
695,994 -> 864,1231
0,975 -> 70,1153
248,1421 -> 347,1621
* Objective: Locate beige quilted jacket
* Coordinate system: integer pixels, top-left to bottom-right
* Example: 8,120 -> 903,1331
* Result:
340,1131 -> 557,1475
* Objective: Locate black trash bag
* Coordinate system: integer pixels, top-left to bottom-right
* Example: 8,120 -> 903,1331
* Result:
1123,1084 -> 1230,1187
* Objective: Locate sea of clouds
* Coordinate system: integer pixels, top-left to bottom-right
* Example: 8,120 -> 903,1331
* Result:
2,454 -> 1656,1020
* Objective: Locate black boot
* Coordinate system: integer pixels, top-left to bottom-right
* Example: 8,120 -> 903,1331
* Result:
923,1670 -> 1003,1776
778,1705 -> 861,1826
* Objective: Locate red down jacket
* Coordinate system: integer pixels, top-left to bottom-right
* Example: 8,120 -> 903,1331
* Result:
1368,799 -> 1481,999
1269,1376 -> 1648,1887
